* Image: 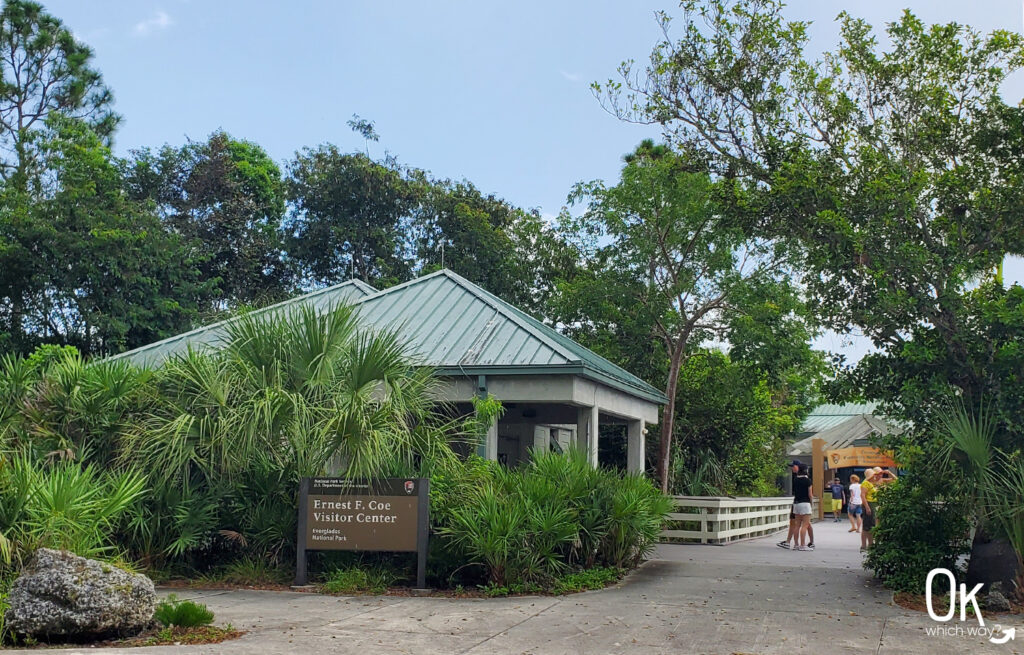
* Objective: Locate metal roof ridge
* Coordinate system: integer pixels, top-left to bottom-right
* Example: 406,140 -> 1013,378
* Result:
430,269 -> 581,364
107,279 -> 373,362
434,270 -> 664,399
351,268 -> 451,306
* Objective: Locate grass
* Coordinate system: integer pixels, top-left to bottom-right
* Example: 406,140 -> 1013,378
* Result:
195,558 -> 290,587
321,566 -> 397,595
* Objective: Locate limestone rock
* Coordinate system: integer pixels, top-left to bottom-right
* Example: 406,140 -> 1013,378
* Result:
984,590 -> 1013,613
4,548 -> 156,641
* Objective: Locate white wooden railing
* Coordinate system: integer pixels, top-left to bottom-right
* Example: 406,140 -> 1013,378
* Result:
661,496 -> 796,544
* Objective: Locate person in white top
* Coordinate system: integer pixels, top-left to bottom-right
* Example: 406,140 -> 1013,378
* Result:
847,474 -> 863,533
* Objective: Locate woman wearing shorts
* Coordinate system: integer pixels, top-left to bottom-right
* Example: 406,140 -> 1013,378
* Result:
791,464 -> 815,551
847,474 -> 863,533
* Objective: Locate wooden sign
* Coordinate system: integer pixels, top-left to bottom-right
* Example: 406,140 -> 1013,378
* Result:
825,446 -> 897,470
294,477 -> 429,588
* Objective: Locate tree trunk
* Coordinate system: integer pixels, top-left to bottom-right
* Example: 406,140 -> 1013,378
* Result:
657,347 -> 684,494
966,525 -> 1020,592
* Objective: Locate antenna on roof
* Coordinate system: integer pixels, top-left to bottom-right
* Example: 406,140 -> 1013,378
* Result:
441,242 -> 445,269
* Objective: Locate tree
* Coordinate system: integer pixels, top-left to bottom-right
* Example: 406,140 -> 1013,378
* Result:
671,349 -> 802,496
0,0 -> 118,186
284,145 -> 417,286
125,131 -> 291,308
413,179 -> 570,315
16,118 -> 214,354
0,0 -> 119,346
556,140 -> 794,492
596,1 -> 1024,431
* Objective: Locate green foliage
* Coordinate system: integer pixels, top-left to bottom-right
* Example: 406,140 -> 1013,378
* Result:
550,567 -> 622,594
285,146 -> 417,285
0,0 -> 119,186
0,455 -> 144,568
601,0 -> 1024,443
0,570 -> 13,645
116,304 -> 461,567
154,594 -> 215,628
201,558 -> 289,586
670,350 -> 798,496
436,449 -> 671,587
932,402 -> 1024,595
553,140 -> 817,491
413,180 -> 571,315
866,480 -> 971,593
125,130 -> 291,308
2,118 -> 214,355
321,566 -> 397,595
1,307 -> 471,581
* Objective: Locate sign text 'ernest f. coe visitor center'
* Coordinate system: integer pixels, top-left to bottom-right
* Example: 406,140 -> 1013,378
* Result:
295,478 -> 430,587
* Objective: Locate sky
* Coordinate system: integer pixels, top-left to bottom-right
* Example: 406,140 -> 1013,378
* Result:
44,0 -> 1024,362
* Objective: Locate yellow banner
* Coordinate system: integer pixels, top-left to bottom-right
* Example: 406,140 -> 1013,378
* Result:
825,446 -> 896,470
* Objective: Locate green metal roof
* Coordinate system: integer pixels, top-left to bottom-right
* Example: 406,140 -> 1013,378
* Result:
109,279 -> 378,369
110,269 -> 666,406
799,402 -> 880,434
353,269 -> 667,405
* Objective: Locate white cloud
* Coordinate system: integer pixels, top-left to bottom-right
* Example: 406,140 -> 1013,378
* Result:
559,70 -> 580,82
133,11 -> 173,37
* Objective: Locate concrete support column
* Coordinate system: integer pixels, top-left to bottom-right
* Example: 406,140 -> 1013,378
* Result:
476,412 -> 498,461
627,419 -> 645,474
587,404 -> 599,467
576,406 -> 590,452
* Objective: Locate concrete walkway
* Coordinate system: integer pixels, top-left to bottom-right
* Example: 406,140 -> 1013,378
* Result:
19,522 -> 1020,654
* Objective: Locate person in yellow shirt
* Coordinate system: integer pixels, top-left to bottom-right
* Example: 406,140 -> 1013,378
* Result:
860,467 -> 896,551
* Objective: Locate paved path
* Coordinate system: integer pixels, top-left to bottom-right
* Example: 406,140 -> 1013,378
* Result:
20,522 -> 1021,654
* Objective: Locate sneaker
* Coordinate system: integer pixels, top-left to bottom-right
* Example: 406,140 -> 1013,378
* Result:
797,546 -> 811,551
777,541 -> 791,549
807,543 -> 815,550
848,528 -> 856,532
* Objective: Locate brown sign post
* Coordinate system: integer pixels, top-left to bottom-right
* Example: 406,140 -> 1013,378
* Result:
294,477 -> 430,589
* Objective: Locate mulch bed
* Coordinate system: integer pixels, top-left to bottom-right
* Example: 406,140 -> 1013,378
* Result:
160,578 -> 294,592
14,626 -> 244,649
122,626 -> 245,647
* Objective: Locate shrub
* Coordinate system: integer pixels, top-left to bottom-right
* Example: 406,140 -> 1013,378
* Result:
321,566 -> 396,594
436,449 -> 671,587
0,571 -> 13,646
865,480 -> 971,593
601,474 -> 674,568
550,567 -> 622,594
218,557 -> 289,586
154,594 -> 215,628
0,455 -> 145,567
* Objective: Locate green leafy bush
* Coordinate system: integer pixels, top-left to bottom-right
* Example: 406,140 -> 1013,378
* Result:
154,594 -> 215,628
436,449 -> 671,587
321,566 -> 396,594
550,567 -> 622,594
0,455 -> 145,567
865,480 -> 971,593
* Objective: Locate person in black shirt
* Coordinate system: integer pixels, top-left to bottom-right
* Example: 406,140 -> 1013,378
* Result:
791,464 -> 815,551
778,460 -> 815,550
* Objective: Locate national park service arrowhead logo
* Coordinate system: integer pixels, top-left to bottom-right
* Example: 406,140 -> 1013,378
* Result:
404,480 -> 415,494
